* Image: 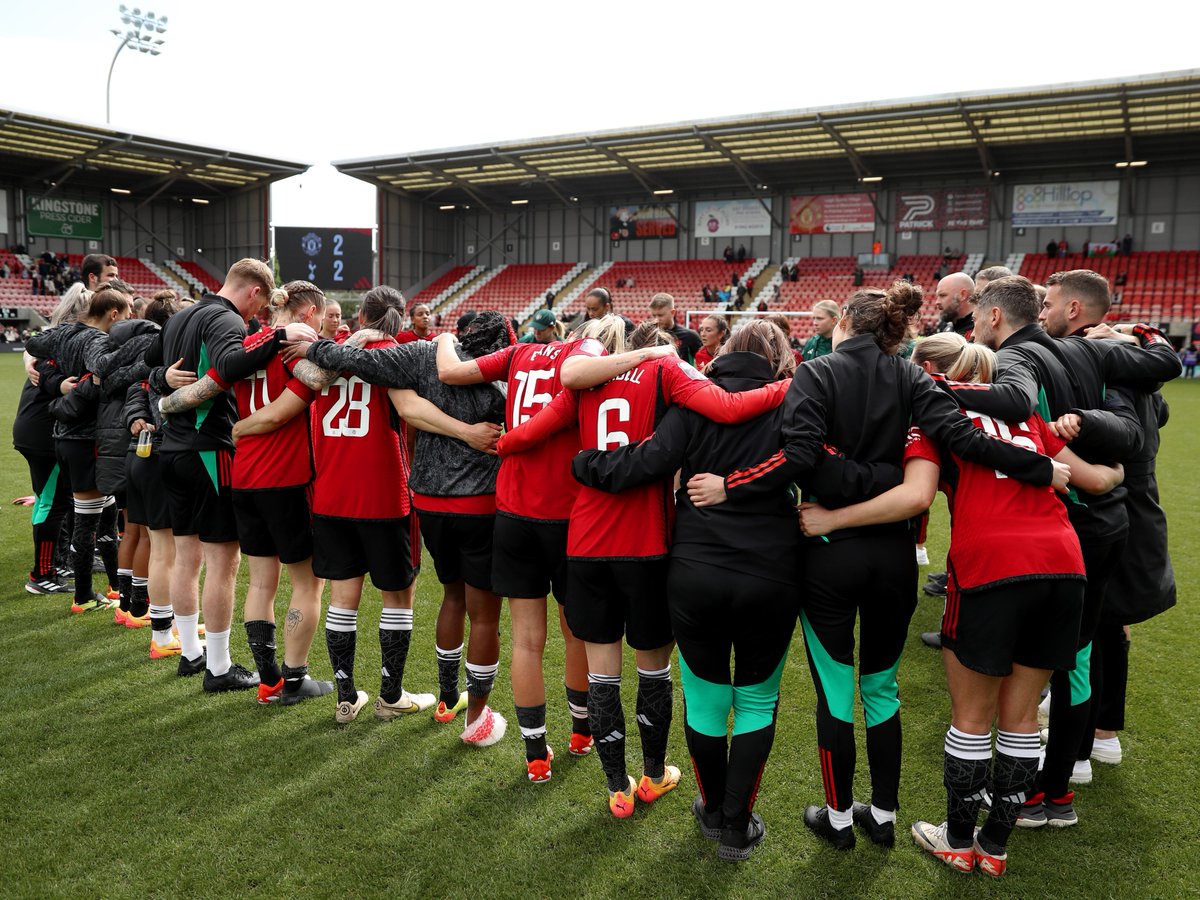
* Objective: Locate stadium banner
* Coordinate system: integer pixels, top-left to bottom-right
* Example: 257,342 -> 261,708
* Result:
1011,180 -> 1120,228
894,187 -> 989,231
25,195 -> 103,240
789,194 -> 875,234
608,205 -> 678,240
693,198 -> 772,237
275,226 -> 373,291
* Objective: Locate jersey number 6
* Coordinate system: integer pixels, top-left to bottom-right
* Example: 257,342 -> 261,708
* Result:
597,397 -> 631,449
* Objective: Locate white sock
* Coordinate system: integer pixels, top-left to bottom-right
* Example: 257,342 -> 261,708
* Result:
828,806 -> 853,830
176,612 -> 203,660
206,629 -> 231,676
871,805 -> 897,825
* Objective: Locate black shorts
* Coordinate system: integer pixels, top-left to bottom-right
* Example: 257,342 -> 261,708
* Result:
942,578 -> 1085,676
125,450 -> 171,530
419,512 -> 495,591
566,558 -> 671,650
234,487 -> 313,564
159,449 -> 238,543
313,514 -> 420,592
492,514 -> 568,603
56,439 -> 98,494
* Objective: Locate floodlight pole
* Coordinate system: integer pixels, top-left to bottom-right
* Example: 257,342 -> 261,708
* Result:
106,34 -> 132,125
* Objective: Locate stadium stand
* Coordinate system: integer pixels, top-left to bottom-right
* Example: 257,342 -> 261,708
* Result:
175,260 -> 222,292
410,265 -> 482,306
163,259 -> 209,294
555,259 -> 760,320
438,263 -> 575,321
1016,251 -> 1200,323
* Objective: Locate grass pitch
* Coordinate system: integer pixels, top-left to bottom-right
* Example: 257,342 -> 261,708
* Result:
0,353 -> 1196,898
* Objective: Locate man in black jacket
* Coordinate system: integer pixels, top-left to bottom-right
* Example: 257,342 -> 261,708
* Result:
149,259 -> 316,692
1041,269 -> 1178,770
941,275 -> 1178,826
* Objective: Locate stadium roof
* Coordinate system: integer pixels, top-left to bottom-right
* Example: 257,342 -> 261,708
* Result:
0,107 -> 309,199
336,70 -> 1200,212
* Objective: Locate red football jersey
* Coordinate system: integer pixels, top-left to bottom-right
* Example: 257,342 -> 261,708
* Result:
310,338 -> 410,520
905,410 -> 1084,592
476,340 -> 579,521
568,340 -> 710,559
396,330 -> 433,344
229,337 -> 315,491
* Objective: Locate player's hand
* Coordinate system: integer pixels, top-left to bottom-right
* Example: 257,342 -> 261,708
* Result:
1050,459 -> 1071,493
59,375 -> 79,395
346,328 -> 388,348
1084,322 -> 1138,344
130,418 -> 152,436
461,421 -> 502,455
280,341 -> 309,364
336,324 -> 351,336
166,358 -> 197,388
687,472 -> 727,507
642,344 -> 676,361
798,501 -> 837,537
283,322 -> 318,343
432,332 -> 457,345
1051,412 -> 1083,441
231,421 -> 244,447
24,354 -> 39,385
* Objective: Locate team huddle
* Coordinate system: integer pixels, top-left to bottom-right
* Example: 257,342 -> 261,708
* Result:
13,254 -> 1179,873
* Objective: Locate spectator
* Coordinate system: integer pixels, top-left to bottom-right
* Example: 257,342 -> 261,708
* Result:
627,276 -> 635,289
734,284 -> 747,310
731,272 -> 740,288
1058,239 -> 1069,257
1046,239 -> 1059,259
746,276 -> 755,294
853,266 -> 864,287
702,284 -> 714,304
0,261 -> 8,278
1122,233 -> 1134,256
545,289 -> 555,307
1182,344 -> 1198,379
736,245 -> 747,262
723,246 -> 735,263
717,285 -> 731,305
789,266 -> 799,283
756,296 -> 768,313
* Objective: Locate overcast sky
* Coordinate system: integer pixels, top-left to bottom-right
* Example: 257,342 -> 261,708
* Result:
3,1 -> 1194,227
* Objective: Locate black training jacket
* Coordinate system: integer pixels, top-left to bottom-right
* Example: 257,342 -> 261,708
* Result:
27,322 -> 110,442
942,323 -> 1179,542
572,352 -> 802,585
147,294 -> 285,452
721,334 -> 1055,507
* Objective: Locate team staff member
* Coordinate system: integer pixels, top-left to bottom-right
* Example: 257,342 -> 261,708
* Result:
522,308 -> 562,344
1042,274 -> 1178,771
801,300 -> 839,361
298,302 -> 515,745
149,258 -> 316,692
12,284 -> 94,596
648,293 -> 701,364
162,281 -> 334,706
934,272 -> 975,338
688,282 -> 1064,851
27,284 -> 133,613
499,315 -> 788,818
123,295 -> 185,658
573,322 -> 801,860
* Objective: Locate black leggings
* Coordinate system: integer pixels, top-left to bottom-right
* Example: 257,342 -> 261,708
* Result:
668,558 -> 797,828
799,531 -> 917,812
1040,535 -> 1125,798
20,451 -> 72,579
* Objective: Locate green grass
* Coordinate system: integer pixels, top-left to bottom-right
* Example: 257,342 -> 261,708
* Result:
0,352 -> 1196,899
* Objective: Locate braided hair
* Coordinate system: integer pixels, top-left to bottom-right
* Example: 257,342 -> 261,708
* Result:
460,309 -> 516,359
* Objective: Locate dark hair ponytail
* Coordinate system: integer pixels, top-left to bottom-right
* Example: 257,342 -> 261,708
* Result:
460,309 -> 515,359
359,285 -> 405,336
844,280 -> 923,355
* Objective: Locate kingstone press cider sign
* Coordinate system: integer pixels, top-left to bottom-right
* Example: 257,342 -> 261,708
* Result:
26,196 -> 104,240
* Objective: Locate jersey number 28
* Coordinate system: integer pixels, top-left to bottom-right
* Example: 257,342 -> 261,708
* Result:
322,376 -> 371,437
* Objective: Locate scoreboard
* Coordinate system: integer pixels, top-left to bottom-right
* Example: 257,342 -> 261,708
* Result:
275,226 -> 373,291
